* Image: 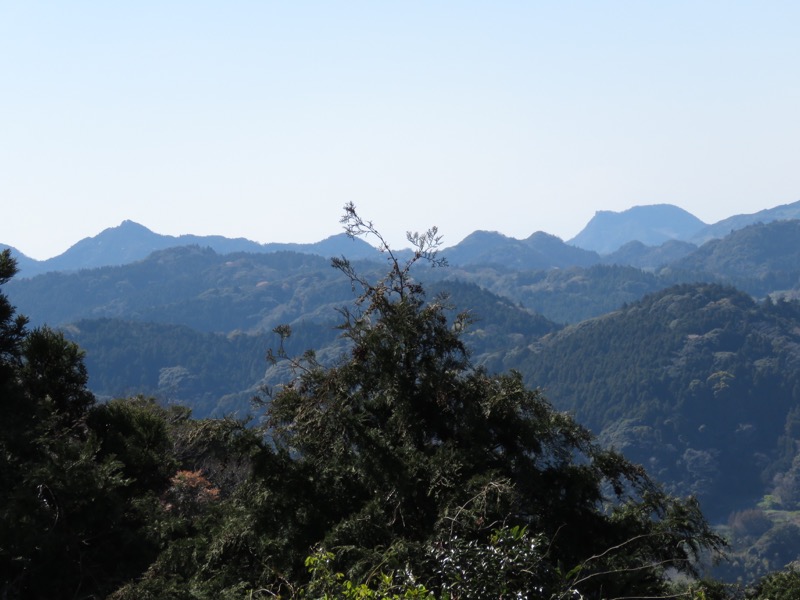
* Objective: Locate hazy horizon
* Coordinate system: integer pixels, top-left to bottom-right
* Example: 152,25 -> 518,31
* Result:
5,198 -> 796,262
3,3 -> 798,260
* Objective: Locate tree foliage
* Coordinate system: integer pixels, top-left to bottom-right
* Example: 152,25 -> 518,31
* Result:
2,205 -> 758,598
264,205 -> 725,598
1,249 -> 140,598
746,565 -> 800,599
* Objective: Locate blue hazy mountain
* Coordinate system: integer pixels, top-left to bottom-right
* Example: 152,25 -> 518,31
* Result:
5,199 -> 800,277
569,199 -> 800,255
8,220 -> 382,278
0,244 -> 38,277
568,204 -> 707,254
691,199 -> 800,244
442,230 -> 599,269
602,239 -> 698,270
664,220 -> 800,296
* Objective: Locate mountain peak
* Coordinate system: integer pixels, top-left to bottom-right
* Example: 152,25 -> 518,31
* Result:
569,204 -> 706,254
119,219 -> 148,228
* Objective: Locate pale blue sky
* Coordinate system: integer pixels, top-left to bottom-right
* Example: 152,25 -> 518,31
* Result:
2,2 -> 798,259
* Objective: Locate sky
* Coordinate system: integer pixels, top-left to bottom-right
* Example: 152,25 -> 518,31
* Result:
2,2 -> 799,260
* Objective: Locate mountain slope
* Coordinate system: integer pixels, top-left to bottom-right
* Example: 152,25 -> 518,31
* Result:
61,278 -> 559,418
7,246 -> 357,331
442,230 -> 599,269
11,218 -> 800,335
6,200 -> 799,278
665,220 -> 800,297
11,221 -> 382,278
569,204 -> 707,254
511,283 -> 800,521
691,199 -> 800,244
438,264 -> 668,324
603,239 -> 697,270
523,231 -> 600,267
0,244 -> 38,278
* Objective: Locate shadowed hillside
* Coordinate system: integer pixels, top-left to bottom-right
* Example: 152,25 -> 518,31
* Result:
511,283 -> 800,523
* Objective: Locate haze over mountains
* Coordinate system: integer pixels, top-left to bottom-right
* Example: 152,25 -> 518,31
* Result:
0,220 -> 383,278
568,203 -> 707,254
5,197 -> 800,584
4,199 -> 800,278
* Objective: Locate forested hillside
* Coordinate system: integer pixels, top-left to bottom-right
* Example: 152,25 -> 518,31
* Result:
1,229 -> 739,598
64,279 -> 558,418
10,220 -> 800,335
665,220 -> 800,297
514,284 -> 800,508
7,247 -> 354,331
439,263 -> 669,323
5,214 -> 800,593
512,284 -> 800,581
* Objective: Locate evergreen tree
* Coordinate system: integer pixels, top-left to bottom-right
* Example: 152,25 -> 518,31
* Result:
265,205 -> 724,598
0,213 -> 734,598
746,565 -> 800,599
0,250 -> 143,599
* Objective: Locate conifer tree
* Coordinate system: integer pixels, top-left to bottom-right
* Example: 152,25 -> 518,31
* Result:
266,205 -> 724,598
0,250 -> 139,599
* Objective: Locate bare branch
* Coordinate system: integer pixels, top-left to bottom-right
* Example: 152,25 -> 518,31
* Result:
336,203 -> 446,302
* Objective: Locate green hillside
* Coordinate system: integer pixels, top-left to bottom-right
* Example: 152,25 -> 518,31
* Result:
511,284 -> 800,580
6,218 -> 800,589
0,235 -> 735,599
666,220 -> 800,297
65,278 -> 557,419
514,284 -> 800,511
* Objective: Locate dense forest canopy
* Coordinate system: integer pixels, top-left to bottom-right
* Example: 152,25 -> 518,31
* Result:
5,206 -> 800,598
0,219 -> 729,599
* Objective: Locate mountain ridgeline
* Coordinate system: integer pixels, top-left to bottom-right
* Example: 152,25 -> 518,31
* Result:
6,217 -> 800,417
0,234 -> 731,598
568,203 -> 707,254
4,202 -> 800,588
7,199 -> 800,277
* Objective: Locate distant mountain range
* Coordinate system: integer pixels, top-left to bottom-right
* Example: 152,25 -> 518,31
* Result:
5,198 -> 800,584
568,204 -> 707,254
567,199 -> 800,254
1,220 -> 384,278
691,201 -> 800,244
3,199 -> 799,278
